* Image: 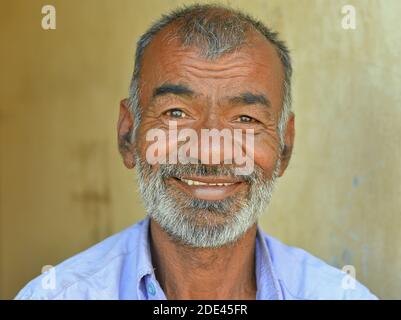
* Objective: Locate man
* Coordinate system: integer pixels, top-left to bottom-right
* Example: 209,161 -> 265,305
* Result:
16,4 -> 377,300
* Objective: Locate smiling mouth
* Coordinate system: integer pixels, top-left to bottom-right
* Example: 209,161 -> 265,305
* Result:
168,176 -> 247,201
180,178 -> 235,186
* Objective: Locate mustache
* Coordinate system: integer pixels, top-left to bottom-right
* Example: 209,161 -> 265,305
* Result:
158,163 -> 264,183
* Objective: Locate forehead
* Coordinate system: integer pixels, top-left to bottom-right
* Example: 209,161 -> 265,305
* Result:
139,25 -> 285,110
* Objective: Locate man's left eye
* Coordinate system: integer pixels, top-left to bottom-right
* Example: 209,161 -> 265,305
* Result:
236,115 -> 255,123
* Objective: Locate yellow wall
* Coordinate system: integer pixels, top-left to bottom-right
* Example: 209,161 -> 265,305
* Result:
1,0 -> 400,299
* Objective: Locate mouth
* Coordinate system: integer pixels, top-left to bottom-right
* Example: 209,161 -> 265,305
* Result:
167,176 -> 247,201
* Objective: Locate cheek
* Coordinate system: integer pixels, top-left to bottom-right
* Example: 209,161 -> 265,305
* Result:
137,126 -> 179,164
252,137 -> 281,178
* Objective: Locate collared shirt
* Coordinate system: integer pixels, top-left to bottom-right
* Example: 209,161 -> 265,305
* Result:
15,217 -> 377,300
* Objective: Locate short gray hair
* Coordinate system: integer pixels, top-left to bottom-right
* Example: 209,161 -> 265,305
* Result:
128,4 -> 292,148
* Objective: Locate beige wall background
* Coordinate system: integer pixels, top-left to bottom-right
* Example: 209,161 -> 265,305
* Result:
1,0 -> 400,299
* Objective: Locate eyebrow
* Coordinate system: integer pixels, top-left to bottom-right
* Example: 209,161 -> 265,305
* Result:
152,84 -> 271,108
229,92 -> 271,107
152,83 -> 194,99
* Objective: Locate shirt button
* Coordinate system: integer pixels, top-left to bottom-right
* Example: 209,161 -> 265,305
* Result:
147,281 -> 156,296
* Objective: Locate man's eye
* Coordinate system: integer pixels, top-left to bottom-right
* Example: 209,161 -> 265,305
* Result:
165,108 -> 187,118
236,115 -> 255,123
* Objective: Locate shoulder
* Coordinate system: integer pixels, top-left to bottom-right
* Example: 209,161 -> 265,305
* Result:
260,231 -> 378,300
15,219 -> 147,300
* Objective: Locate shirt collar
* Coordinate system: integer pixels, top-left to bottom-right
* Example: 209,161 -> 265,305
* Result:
127,217 -> 283,300
255,225 -> 284,299
134,217 -> 166,299
119,217 -> 158,299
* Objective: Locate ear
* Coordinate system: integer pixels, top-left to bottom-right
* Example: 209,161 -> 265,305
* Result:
278,112 -> 295,177
117,99 -> 136,169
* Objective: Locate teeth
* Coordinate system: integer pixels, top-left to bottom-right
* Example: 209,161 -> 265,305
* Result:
180,178 -> 234,186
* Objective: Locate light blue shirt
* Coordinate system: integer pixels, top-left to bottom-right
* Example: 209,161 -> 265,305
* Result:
15,217 -> 377,300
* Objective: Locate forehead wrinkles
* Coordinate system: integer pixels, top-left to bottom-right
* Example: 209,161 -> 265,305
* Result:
139,29 -> 284,107
169,55 -> 256,80
143,42 -> 257,80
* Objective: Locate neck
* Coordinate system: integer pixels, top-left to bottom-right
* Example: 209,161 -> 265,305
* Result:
149,218 -> 258,300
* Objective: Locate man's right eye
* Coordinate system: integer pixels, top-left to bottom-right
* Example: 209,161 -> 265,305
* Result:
165,108 -> 187,118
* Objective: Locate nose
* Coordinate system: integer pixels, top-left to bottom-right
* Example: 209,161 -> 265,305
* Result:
186,111 -> 233,165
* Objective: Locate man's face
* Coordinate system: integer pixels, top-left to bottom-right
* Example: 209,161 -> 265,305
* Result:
119,27 -> 294,247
